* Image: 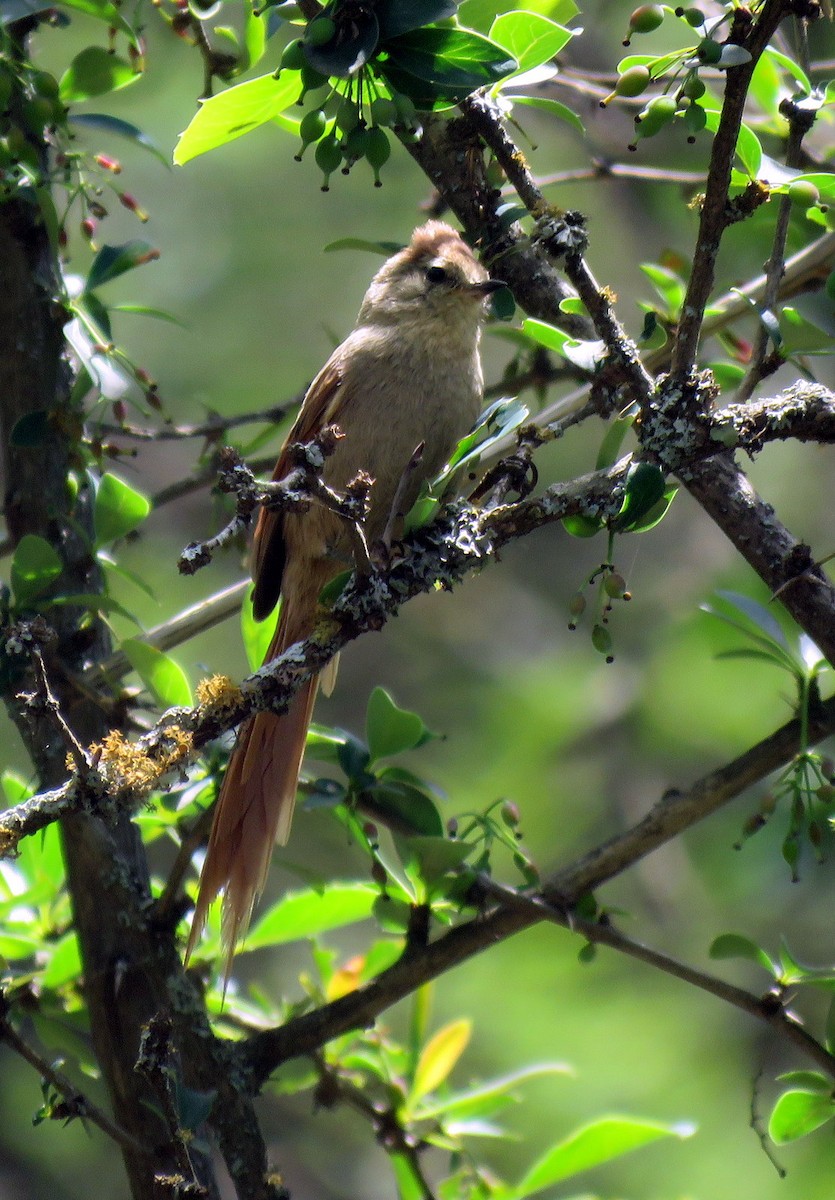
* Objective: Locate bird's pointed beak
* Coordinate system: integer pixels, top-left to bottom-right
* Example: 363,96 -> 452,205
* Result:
469,278 -> 507,296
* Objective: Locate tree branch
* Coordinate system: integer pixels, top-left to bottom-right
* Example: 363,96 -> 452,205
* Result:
240,691 -> 835,1090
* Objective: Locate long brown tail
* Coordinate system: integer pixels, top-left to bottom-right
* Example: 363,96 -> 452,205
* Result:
186,609 -> 318,974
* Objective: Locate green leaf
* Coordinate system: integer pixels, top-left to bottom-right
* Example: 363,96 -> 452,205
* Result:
628,484 -> 677,533
489,11 -> 572,75
703,107 -> 761,178
409,1019 -> 472,1105
769,1090 -> 835,1144
562,514 -> 603,538
68,113 -> 168,166
59,47 -> 140,103
708,933 -> 779,976
366,687 -> 429,762
714,590 -> 790,650
324,237 -> 404,255
458,0 -> 578,32
414,1063 -> 572,1121
391,1153 -> 426,1200
243,6 -> 268,72
85,241 -> 158,293
595,415 -> 634,471
93,472 -> 151,545
304,9 -> 379,77
241,587 -> 280,672
377,0 -> 457,39
383,27 -> 517,105
510,95 -> 584,133
54,0 -> 138,42
522,316 -> 570,352
612,460 -> 666,532
365,783 -> 444,837
394,833 -> 476,887
245,882 -> 378,950
122,639 -> 193,708
41,932 -> 81,990
509,1115 -> 695,1197
762,46 -> 811,94
11,535 -> 63,604
776,1071 -> 832,1094
174,73 -> 301,165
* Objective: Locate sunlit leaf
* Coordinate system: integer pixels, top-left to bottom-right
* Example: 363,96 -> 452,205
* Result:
174,73 -> 301,165
769,1090 -> 835,1144
508,1115 -> 695,1197
489,11 -> 572,75
409,1019 -> 472,1105
93,472 -> 151,545
122,639 -> 193,708
245,882 -> 378,950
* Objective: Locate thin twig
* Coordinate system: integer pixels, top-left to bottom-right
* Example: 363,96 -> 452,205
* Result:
477,876 -> 835,1077
671,0 -> 796,379
98,401 -> 297,444
0,1008 -> 151,1157
240,689 -> 835,1088
736,95 -> 818,401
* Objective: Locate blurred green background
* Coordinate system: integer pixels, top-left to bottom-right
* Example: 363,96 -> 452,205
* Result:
2,2 -> 835,1197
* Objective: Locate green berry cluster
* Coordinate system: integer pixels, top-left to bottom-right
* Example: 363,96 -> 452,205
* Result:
278,20 -> 421,191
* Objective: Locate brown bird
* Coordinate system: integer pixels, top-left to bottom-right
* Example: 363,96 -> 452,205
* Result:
187,222 -> 503,970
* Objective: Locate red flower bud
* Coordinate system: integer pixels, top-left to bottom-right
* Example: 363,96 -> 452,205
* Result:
94,153 -> 122,174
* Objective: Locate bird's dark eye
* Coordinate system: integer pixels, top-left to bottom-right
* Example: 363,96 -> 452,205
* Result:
425,265 -> 449,284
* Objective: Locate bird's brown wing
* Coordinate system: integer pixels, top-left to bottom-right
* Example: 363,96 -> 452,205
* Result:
251,354 -> 347,621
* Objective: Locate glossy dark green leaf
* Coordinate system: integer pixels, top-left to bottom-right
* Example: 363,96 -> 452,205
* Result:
377,0 -> 456,39
365,781 -> 444,836
10,535 -> 63,604
59,47 -> 140,103
627,484 -> 677,533
384,27 -> 516,97
613,460 -> 666,532
69,113 -> 168,166
337,736 -> 372,782
85,242 -> 158,293
304,9 -> 378,77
